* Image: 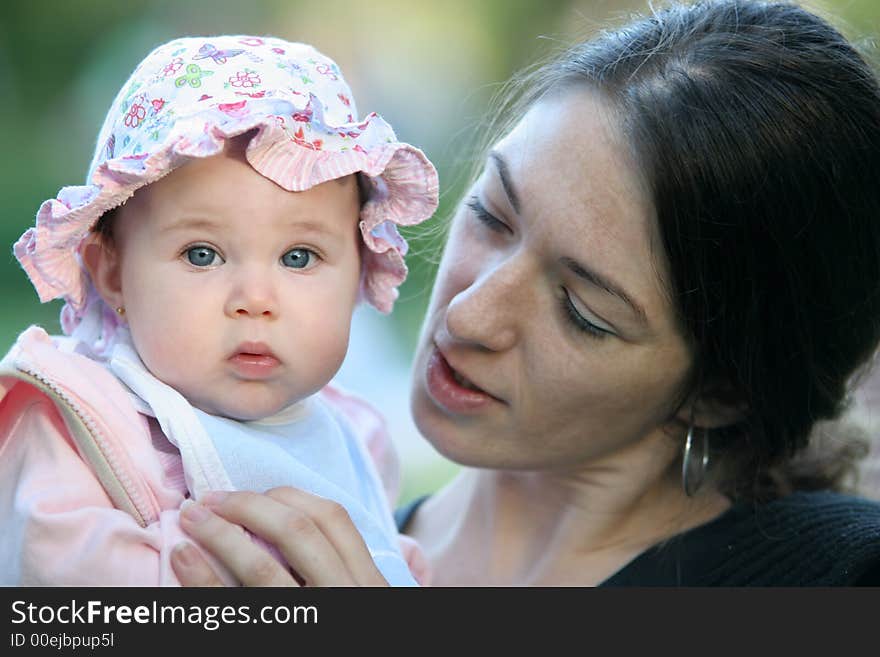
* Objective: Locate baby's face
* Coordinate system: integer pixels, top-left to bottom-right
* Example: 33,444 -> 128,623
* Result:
107,145 -> 361,420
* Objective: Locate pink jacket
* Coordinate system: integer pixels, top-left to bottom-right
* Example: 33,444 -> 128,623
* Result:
0,326 -> 426,585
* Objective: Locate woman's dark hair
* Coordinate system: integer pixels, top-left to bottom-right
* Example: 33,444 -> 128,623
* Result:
494,0 -> 880,501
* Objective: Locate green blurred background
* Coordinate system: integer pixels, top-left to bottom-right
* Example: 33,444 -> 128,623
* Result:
2,0 -> 878,503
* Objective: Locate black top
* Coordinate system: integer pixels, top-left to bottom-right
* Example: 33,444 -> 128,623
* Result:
394,490 -> 880,586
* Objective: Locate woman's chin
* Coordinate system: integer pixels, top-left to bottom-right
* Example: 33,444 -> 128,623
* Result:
410,387 -> 494,466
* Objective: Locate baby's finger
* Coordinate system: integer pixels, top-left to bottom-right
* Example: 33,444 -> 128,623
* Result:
178,500 -> 298,587
201,491 -> 365,586
170,542 -> 225,587
265,487 -> 387,586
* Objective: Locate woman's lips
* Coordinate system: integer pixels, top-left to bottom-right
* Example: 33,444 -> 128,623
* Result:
425,347 -> 500,415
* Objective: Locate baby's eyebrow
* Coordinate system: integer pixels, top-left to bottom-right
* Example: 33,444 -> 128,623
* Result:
160,217 -> 223,233
162,217 -> 342,237
286,220 -> 341,236
278,219 -> 347,240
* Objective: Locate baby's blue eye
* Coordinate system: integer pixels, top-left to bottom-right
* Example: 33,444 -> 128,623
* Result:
281,248 -> 316,269
186,246 -> 221,267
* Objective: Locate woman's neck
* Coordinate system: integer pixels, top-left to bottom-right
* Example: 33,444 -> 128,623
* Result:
409,436 -> 730,586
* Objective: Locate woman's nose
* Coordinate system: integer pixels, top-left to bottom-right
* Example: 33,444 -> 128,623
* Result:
224,268 -> 279,319
444,257 -> 524,351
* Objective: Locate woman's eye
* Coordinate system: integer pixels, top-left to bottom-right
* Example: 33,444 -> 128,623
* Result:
185,246 -> 223,267
466,196 -> 509,233
561,289 -> 615,340
281,248 -> 318,270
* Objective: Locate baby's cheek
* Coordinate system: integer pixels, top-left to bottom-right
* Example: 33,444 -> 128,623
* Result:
302,314 -> 352,386
138,340 -> 182,386
130,319 -> 201,387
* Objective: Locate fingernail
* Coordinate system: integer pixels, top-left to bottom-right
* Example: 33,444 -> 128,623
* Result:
200,491 -> 228,507
180,499 -> 210,523
172,542 -> 197,567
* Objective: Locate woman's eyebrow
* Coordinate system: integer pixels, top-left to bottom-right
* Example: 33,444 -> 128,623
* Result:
561,256 -> 649,327
489,151 -> 521,214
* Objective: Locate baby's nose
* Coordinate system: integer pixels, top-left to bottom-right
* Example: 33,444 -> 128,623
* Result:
225,273 -> 279,318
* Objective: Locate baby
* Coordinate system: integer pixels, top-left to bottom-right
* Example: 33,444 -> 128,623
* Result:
0,36 -> 438,585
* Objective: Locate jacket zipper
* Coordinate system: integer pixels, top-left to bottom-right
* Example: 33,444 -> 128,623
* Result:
14,362 -> 152,527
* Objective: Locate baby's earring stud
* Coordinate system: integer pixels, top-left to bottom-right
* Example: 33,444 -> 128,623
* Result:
115,306 -> 125,317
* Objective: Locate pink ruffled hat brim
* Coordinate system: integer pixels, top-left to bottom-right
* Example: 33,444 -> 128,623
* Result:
15,101 -> 438,333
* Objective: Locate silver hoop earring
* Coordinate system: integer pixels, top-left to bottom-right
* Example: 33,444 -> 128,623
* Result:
682,425 -> 709,497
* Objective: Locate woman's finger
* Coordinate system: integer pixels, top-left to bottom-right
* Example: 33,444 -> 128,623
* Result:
265,487 -> 387,586
177,499 -> 300,586
170,542 -> 225,587
201,490 -> 385,586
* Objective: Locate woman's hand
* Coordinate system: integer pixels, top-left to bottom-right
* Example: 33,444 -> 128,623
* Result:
170,487 -> 389,587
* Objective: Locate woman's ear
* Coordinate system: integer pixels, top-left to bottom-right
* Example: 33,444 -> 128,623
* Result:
676,381 -> 747,430
81,232 -> 124,311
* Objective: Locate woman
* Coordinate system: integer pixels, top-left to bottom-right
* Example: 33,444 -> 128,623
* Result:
169,0 -> 880,586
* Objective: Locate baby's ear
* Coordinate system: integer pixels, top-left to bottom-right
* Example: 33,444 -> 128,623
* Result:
81,231 -> 124,310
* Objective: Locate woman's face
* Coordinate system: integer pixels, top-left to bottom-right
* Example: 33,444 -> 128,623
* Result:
410,89 -> 693,471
